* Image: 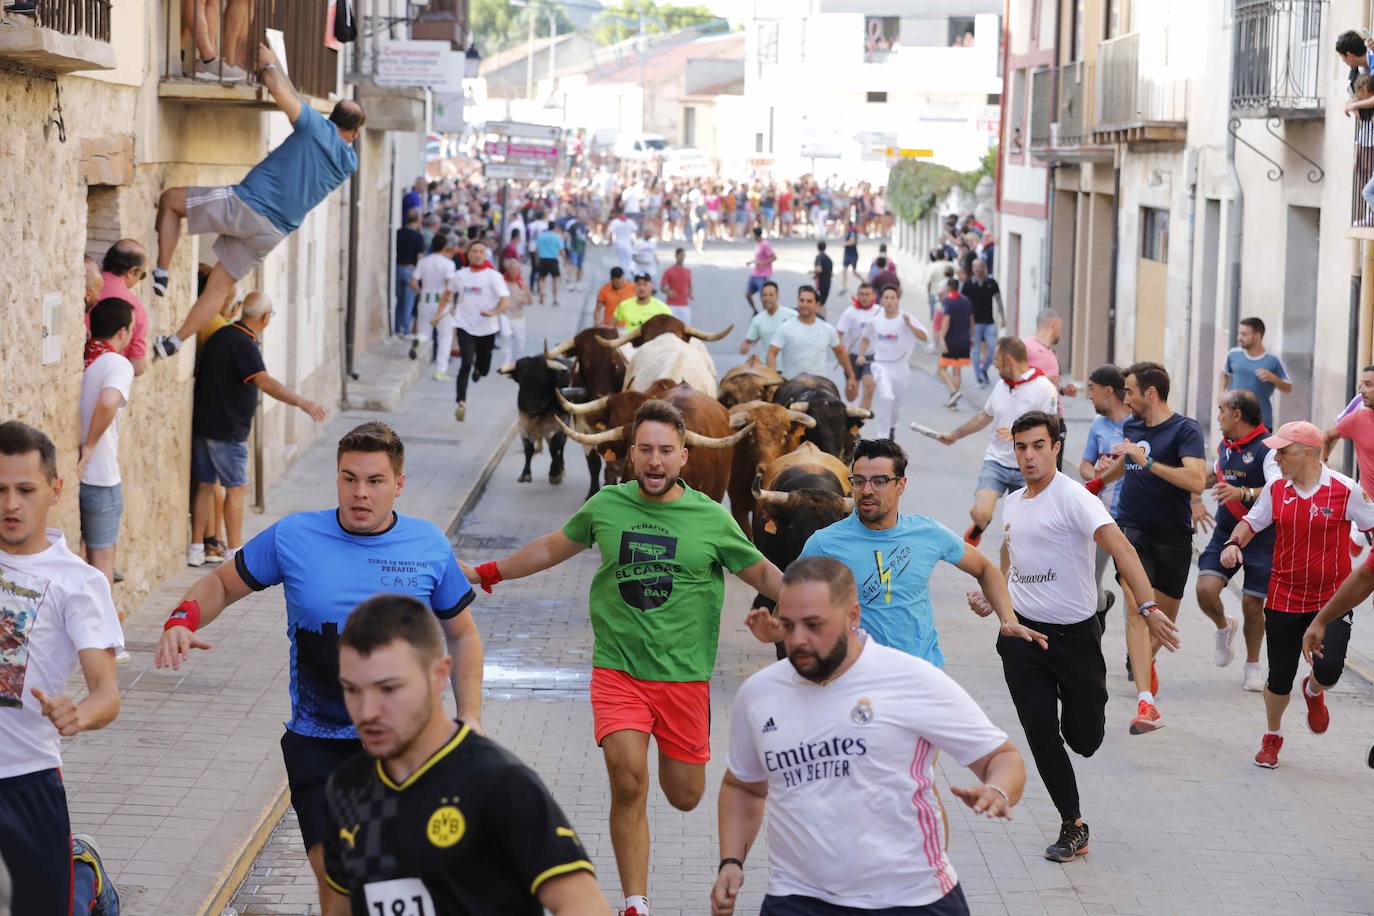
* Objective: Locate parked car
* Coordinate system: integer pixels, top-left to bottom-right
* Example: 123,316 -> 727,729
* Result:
613,133 -> 668,161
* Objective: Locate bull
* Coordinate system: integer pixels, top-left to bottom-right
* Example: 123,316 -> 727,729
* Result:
621,333 -> 720,397
545,329 -> 628,498
595,314 -> 733,350
772,373 -> 873,464
496,355 -> 570,484
724,400 -> 815,535
718,356 -> 784,408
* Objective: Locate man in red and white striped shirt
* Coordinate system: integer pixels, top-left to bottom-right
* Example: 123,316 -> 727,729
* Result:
1221,421 -> 1374,769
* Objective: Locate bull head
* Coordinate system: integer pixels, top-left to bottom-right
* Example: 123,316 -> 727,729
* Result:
749,476 -> 855,513
684,423 -> 754,449
555,417 -> 624,446
556,389 -> 611,416
728,402 -> 815,429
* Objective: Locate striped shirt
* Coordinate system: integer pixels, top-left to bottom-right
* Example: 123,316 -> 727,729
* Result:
1240,467 -> 1374,613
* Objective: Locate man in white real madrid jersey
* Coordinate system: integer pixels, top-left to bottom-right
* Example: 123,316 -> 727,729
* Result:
712,557 -> 1025,916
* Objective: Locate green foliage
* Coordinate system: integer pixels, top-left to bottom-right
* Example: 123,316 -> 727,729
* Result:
591,0 -> 723,46
471,0 -> 576,55
887,152 -> 994,224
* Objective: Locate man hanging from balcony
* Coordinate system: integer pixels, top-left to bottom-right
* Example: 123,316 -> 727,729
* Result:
148,42 -> 365,361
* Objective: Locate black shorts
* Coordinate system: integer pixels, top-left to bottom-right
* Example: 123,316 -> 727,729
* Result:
0,768 -> 72,915
281,729 -> 364,849
1264,609 -> 1353,695
1118,525 -> 1193,601
848,354 -> 870,381
842,248 -> 859,268
763,885 -> 969,915
537,257 -> 561,278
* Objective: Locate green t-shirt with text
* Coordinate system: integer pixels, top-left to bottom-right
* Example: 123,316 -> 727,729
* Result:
562,481 -> 763,681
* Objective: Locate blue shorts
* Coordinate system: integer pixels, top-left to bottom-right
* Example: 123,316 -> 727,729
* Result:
569,249 -> 586,268
79,482 -> 123,550
761,207 -> 775,223
843,248 -> 859,268
976,459 -> 1024,495
1198,532 -> 1272,598
747,275 -> 771,296
192,435 -> 249,488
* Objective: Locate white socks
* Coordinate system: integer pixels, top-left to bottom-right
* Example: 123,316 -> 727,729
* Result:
1266,729 -> 1283,737
1137,691 -> 1155,705
624,895 -> 650,915
1304,678 -> 1322,698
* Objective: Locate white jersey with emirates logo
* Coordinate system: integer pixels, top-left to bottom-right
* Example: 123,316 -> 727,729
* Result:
726,638 -> 1008,908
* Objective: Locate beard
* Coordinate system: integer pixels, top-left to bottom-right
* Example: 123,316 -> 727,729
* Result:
637,470 -> 680,497
788,631 -> 849,683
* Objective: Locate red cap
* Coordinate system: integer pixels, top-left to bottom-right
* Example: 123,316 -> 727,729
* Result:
1263,420 -> 1323,450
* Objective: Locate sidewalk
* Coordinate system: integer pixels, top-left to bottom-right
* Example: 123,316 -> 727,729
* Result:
59,267 -> 598,915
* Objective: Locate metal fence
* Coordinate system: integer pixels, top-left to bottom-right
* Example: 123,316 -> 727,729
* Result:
1231,0 -> 1327,117
1029,67 -> 1054,148
165,0 -> 338,99
1058,60 -> 1094,146
1353,122 -> 1374,226
1097,31 -> 1187,130
34,0 -> 111,42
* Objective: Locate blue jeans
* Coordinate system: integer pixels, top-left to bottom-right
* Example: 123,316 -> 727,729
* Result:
394,264 -> 416,336
973,322 -> 998,382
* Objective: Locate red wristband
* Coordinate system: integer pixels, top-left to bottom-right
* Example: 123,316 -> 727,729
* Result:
164,599 -> 202,632
476,561 -> 503,594
1085,477 -> 1105,495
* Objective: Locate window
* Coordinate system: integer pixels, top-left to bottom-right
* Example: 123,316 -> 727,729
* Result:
683,106 -> 697,147
756,21 -> 779,75
85,185 -> 120,265
756,132 -> 765,153
867,91 -> 888,103
947,16 -> 975,47
864,16 -> 900,61
1140,207 -> 1169,262
1009,69 -> 1026,152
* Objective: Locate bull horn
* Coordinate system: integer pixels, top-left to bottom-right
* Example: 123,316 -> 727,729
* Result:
497,362 -> 516,375
846,406 -> 874,419
545,359 -> 565,372
684,423 -> 754,449
545,336 -> 575,357
556,389 -> 611,416
596,328 -> 640,349
555,417 -> 624,446
788,401 -> 810,413
788,410 -> 817,428
752,486 -> 791,507
682,322 -> 734,342
729,412 -> 753,429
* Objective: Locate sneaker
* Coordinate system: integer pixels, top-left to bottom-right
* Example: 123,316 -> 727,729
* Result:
1242,663 -> 1265,692
619,906 -> 649,916
151,268 -> 168,297
963,524 -> 982,547
1301,676 -> 1330,734
194,58 -> 248,82
455,402 -> 467,422
943,389 -> 961,408
186,543 -> 206,567
1044,820 -> 1090,862
72,833 -> 120,915
409,339 -> 419,360
203,537 -> 225,563
434,370 -> 450,381
1254,733 -> 1283,768
1129,699 -> 1163,735
151,334 -> 183,360
1215,615 -> 1239,667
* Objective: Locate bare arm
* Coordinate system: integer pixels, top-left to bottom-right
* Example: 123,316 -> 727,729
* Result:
1323,425 -> 1345,462
832,345 -> 856,382
711,771 -> 768,915
31,647 -> 120,737
958,545 -> 1047,649
482,295 -> 511,318
257,43 -> 303,123
1110,442 -> 1206,494
154,560 -> 257,668
1077,458 -> 1098,482
442,612 -> 483,728
948,740 -> 1025,820
130,357 -> 147,377
735,558 -> 782,600
252,373 -> 327,422
1098,522 -> 1181,651
322,889 -> 350,916
78,387 -> 124,477
1218,369 -> 1230,393
941,410 -> 994,444
476,529 -> 586,582
538,872 -> 611,915
765,344 -> 780,370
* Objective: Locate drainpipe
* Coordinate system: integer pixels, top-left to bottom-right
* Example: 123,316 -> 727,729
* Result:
1224,27 -> 1243,352
1107,161 -> 1120,364
343,84 -> 362,386
1181,149 -> 1199,419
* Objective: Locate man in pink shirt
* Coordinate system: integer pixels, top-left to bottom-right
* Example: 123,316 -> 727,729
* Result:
1024,309 -> 1078,469
660,247 -> 694,322
94,240 -> 151,376
744,226 -> 776,314
1324,365 -> 1374,498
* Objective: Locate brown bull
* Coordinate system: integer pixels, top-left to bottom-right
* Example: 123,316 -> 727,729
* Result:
595,314 -> 734,350
725,400 -> 815,536
557,382 -> 752,502
717,356 -> 784,408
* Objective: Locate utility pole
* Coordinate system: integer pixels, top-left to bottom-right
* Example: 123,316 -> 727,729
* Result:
525,8 -> 536,99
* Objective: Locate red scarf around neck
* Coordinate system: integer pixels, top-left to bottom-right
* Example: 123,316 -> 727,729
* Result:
1222,424 -> 1268,453
84,338 -> 117,369
1006,367 -> 1045,390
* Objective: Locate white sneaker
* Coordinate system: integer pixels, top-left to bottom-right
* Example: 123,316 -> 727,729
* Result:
1242,662 -> 1265,692
1215,615 -> 1239,667
186,543 -> 206,567
194,58 -> 248,82
434,370 -> 450,380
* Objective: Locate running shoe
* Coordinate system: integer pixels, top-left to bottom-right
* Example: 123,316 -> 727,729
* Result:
151,333 -> 182,360
1215,615 -> 1239,667
963,524 -> 982,547
1129,699 -> 1163,735
186,543 -> 206,567
434,370 -> 450,381
408,339 -> 419,360
1044,820 -> 1090,862
454,402 -> 466,422
1301,676 -> 1330,734
1254,733 -> 1283,768
151,269 -> 168,297
1242,663 -> 1265,692
943,389 -> 961,408
72,833 -> 120,915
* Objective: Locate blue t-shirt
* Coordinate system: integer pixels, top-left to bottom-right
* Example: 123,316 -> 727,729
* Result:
536,229 -> 565,260
235,106 -> 359,235
799,513 -> 965,666
236,509 -> 474,739
1223,348 -> 1289,429
1115,413 -> 1207,535
1082,414 -> 1126,516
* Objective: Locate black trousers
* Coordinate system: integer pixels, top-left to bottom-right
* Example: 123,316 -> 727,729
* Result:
997,612 -> 1107,822
455,329 -> 498,403
1265,608 -> 1353,695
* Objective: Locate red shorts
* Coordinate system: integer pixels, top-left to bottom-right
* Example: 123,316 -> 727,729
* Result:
590,667 -> 711,764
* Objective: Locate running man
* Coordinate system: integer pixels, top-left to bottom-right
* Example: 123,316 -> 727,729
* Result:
469,399 -> 784,916
151,43 -> 363,358
1095,362 -> 1205,734
1079,365 -> 1129,626
932,336 -> 1059,546
767,286 -> 860,402
854,285 -> 930,440
934,277 -> 975,409
1195,390 -> 1278,691
973,411 -> 1165,863
409,232 -> 456,367
739,281 -> 796,357
840,220 -> 860,291
1219,421 -> 1374,768
833,281 -> 877,410
712,556 -> 1026,916
322,595 -> 607,914
445,239 -> 510,422
614,272 -> 672,333
745,227 -> 777,314
155,422 -> 483,910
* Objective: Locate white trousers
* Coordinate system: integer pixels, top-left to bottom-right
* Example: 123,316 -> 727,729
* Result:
871,359 -> 911,437
615,244 -> 634,275
415,293 -> 442,342
506,316 -> 527,360
434,314 -> 457,373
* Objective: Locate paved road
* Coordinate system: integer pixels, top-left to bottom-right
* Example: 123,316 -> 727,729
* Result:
229,237 -> 1374,915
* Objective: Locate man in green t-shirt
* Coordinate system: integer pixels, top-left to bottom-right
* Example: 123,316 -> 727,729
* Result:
469,399 -> 783,916
614,272 -> 672,333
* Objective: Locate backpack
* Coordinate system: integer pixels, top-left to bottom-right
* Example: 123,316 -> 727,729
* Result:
333,0 -> 357,42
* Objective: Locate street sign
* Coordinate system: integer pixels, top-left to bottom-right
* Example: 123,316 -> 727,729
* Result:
483,162 -> 555,181
376,40 -> 461,92
480,120 -> 560,182
484,120 -> 561,142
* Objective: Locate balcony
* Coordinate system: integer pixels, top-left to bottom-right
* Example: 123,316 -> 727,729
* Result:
1230,0 -> 1326,120
160,0 -> 339,107
1353,120 -> 1374,234
1093,32 -> 1187,144
0,0 -> 114,73
1057,61 -> 1095,147
1029,66 -> 1054,149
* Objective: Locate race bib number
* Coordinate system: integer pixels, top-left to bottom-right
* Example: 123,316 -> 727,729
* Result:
364,878 -> 435,916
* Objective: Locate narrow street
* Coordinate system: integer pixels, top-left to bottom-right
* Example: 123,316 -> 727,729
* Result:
229,238 -> 1374,915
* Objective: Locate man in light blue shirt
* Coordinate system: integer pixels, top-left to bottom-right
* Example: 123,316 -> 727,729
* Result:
151,41 -> 363,359
739,281 -> 796,356
767,286 -> 858,400
1079,364 -> 1130,620
799,438 -> 1030,665
1220,317 -> 1290,430
534,224 -> 565,305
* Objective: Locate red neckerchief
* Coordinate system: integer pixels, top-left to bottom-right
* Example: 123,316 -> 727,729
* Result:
467,260 -> 496,272
84,338 -> 117,369
851,297 -> 874,310
1006,367 -> 1045,390
1217,424 -> 1269,519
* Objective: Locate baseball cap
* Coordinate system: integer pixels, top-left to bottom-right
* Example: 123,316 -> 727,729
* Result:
1263,420 -> 1323,449
633,272 -> 653,281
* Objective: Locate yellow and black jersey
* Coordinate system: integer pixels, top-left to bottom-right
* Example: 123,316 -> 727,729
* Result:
323,722 -> 594,915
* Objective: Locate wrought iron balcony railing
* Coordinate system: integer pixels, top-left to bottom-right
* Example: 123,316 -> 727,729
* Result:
1231,0 -> 1327,119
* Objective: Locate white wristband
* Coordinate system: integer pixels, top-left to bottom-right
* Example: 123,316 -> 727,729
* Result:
987,784 -> 1009,803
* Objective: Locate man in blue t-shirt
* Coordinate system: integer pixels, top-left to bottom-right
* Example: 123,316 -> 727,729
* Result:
799,438 -> 1032,666
1079,364 -> 1130,621
151,42 -> 364,361
535,224 -> 565,305
153,421 -> 481,912
1219,317 -> 1291,430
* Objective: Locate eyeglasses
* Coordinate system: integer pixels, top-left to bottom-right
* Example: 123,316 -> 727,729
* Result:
847,475 -> 900,489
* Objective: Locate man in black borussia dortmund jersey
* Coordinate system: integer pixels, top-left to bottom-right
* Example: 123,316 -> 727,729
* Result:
322,594 -> 608,915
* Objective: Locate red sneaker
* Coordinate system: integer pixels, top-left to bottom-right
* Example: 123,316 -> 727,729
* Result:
1254,733 -> 1283,768
1301,676 -> 1330,734
1151,662 -> 1159,697
963,524 -> 983,547
1129,699 -> 1163,734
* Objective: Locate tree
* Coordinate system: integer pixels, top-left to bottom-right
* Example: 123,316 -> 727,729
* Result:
470,0 -> 577,55
591,0 -> 722,46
